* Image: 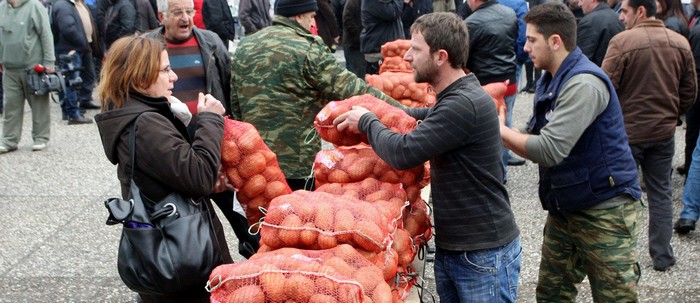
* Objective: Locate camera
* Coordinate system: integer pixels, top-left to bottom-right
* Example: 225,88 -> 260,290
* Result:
26,52 -> 83,96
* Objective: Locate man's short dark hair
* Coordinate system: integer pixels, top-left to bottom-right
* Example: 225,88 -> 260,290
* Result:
523,2 -> 577,52
627,0 -> 657,17
410,12 -> 469,69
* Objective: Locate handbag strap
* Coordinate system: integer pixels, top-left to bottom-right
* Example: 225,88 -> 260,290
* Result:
128,115 -> 141,179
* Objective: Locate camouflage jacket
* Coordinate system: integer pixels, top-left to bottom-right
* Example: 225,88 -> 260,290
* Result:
231,15 -> 397,179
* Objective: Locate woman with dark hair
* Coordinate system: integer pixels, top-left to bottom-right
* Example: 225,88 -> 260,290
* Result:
657,0 -> 689,37
94,34 -> 232,302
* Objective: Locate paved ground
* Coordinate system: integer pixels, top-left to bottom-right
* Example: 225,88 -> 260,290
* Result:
1,50 -> 699,302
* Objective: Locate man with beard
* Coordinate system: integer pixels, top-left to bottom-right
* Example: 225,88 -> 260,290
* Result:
500,2 -> 642,301
334,12 -> 522,302
143,0 -> 261,259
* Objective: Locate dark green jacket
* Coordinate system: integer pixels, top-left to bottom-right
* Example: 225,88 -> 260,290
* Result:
231,16 -> 397,179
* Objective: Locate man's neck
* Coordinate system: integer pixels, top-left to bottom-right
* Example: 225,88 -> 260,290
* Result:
432,67 -> 467,94
548,51 -> 571,77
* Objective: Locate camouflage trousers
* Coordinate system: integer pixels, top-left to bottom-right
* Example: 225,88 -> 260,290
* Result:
536,200 -> 643,303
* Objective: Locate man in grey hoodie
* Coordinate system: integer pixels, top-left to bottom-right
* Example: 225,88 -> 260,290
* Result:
0,0 -> 56,153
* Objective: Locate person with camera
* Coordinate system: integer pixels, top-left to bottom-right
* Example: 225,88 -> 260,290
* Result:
51,0 -> 97,124
0,0 -> 56,153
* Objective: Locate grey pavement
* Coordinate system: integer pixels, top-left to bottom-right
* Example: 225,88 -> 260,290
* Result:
1,55 -> 700,302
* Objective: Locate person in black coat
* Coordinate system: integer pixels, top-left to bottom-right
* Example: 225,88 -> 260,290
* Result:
51,0 -> 98,123
202,0 -> 236,46
343,0 -> 366,77
360,0 -> 404,74
100,0 -> 136,49
402,0 -> 432,38
576,0 -> 623,66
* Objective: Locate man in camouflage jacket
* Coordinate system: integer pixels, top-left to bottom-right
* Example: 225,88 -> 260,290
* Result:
230,0 -> 396,190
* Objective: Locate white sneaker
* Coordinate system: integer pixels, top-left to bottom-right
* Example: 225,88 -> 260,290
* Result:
0,145 -> 16,154
32,143 -> 47,151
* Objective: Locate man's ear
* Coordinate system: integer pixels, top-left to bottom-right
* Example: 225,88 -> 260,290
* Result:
158,11 -> 165,24
637,5 -> 647,18
435,49 -> 449,66
549,34 -> 563,51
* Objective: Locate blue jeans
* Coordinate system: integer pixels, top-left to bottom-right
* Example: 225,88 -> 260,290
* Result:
680,134 -> 700,222
57,51 -> 83,118
434,236 -> 522,303
77,50 -> 96,105
502,93 -> 517,180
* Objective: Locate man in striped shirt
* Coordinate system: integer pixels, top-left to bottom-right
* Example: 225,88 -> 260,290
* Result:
144,0 -> 260,259
334,12 -> 522,302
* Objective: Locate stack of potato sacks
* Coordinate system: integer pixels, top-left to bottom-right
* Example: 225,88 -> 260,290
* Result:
209,117 -> 416,302
312,94 -> 433,301
366,39 -> 437,108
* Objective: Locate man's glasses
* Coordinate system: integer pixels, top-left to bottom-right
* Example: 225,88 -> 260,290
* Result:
169,8 -> 195,18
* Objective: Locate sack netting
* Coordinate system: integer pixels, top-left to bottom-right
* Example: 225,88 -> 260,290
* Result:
314,94 -> 418,147
482,81 -> 508,114
207,245 -> 396,303
379,39 -> 412,73
366,72 -> 437,108
259,190 -> 399,253
313,147 -> 424,190
221,118 -> 293,225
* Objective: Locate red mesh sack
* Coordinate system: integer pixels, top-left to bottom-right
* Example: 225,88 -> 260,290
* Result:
379,56 -> 413,73
313,147 -> 425,189
393,265 -> 419,301
404,197 -> 433,246
314,94 -> 417,146
366,72 -> 437,108
380,39 -> 411,58
482,81 -> 508,113
221,118 -> 293,225
392,228 -> 418,267
315,178 -> 408,222
259,190 -> 398,252
207,245 -> 395,303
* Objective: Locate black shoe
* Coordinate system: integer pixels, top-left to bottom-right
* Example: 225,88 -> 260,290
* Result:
507,155 -> 526,166
68,115 -> 93,125
674,218 -> 696,234
653,259 -> 676,272
677,166 -> 687,175
79,101 -> 100,110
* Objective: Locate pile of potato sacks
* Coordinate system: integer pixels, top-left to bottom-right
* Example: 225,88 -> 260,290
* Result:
208,39 -> 507,302
212,114 -> 427,302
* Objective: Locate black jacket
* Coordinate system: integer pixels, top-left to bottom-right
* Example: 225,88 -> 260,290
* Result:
343,0 -> 362,49
360,0 -> 404,54
237,0 -> 270,35
51,0 -> 89,53
203,0 -> 236,43
465,0 -> 517,84
576,2 -> 623,66
401,0 -> 432,38
331,0 -> 347,36
103,0 -> 136,49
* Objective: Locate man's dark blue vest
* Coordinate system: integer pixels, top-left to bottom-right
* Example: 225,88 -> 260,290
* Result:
527,48 -> 641,214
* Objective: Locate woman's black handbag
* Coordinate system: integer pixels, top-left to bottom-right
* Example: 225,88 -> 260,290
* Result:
103,118 -> 224,295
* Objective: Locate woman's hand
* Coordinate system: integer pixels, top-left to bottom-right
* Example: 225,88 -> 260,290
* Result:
197,92 -> 225,116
